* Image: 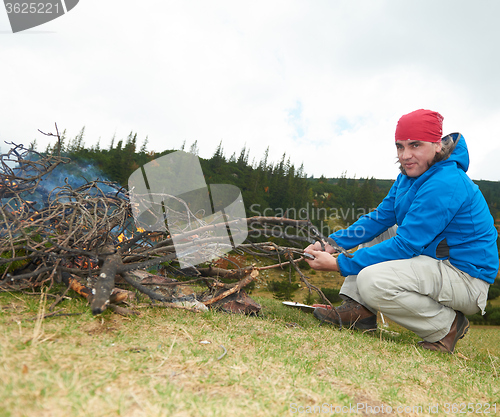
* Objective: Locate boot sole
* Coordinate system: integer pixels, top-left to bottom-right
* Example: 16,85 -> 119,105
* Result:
453,312 -> 470,351
419,312 -> 470,354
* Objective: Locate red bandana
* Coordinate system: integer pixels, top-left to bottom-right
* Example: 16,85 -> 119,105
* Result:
395,109 -> 443,143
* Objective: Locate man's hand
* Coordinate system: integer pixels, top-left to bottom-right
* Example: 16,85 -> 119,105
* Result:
304,249 -> 339,272
304,240 -> 337,254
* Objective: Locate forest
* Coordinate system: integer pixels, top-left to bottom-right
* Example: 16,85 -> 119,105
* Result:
40,127 -> 500,226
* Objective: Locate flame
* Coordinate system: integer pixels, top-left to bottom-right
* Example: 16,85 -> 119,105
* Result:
74,257 -> 98,270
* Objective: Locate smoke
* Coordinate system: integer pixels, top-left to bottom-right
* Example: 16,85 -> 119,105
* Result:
14,155 -> 125,207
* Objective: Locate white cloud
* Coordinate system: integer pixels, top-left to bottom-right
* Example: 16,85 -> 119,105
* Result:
1,0 -> 499,181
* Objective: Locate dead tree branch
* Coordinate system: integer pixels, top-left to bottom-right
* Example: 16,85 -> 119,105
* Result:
203,269 -> 259,306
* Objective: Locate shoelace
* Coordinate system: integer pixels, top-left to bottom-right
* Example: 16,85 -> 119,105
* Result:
317,306 -> 343,331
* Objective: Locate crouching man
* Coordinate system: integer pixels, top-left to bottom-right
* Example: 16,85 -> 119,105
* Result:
305,109 -> 499,354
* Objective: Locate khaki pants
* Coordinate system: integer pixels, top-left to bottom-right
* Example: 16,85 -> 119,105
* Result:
340,226 -> 490,342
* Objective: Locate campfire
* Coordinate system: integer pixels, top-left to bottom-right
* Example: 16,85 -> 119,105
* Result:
0,142 -> 333,316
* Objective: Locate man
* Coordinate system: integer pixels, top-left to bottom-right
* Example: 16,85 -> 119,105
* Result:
305,109 -> 499,354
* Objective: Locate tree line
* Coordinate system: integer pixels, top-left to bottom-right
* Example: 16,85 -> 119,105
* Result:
41,128 -> 500,227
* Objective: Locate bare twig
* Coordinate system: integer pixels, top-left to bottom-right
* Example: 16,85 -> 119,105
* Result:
217,345 -> 227,360
203,269 -> 259,306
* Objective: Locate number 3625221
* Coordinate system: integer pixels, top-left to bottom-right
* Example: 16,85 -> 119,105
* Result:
5,3 -> 61,14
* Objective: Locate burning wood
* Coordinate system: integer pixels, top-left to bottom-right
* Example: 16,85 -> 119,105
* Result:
0,142 -> 333,316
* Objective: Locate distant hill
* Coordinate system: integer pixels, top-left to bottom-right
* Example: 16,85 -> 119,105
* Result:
40,130 -> 500,224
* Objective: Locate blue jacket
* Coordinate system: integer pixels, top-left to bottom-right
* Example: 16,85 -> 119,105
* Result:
331,133 -> 499,284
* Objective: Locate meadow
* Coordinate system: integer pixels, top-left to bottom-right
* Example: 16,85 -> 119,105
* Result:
1,287 -> 499,417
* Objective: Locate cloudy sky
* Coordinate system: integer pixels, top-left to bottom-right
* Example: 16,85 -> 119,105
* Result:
1,0 -> 500,181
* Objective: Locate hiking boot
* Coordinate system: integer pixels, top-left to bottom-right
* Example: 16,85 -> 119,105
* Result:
418,311 -> 469,354
313,298 -> 377,331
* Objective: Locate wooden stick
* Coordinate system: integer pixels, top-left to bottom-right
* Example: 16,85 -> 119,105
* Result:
203,269 -> 259,306
91,245 -> 120,315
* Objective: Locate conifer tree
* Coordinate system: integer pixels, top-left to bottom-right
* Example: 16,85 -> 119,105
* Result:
140,136 -> 149,153
189,140 -> 199,155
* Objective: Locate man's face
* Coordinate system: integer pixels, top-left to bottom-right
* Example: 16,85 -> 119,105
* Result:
396,140 -> 442,177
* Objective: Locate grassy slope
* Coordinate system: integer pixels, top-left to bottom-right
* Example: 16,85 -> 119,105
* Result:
1,290 -> 499,417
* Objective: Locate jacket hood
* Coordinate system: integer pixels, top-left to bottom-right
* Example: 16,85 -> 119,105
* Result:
443,132 -> 469,172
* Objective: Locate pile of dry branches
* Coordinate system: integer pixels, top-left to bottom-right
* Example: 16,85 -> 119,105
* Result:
0,143 -> 333,316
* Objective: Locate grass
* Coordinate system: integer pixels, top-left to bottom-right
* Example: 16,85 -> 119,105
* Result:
0,288 -> 499,417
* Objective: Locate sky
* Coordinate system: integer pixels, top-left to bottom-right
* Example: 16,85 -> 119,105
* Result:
1,0 -> 500,181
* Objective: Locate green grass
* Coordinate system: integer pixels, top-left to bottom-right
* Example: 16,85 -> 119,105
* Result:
0,290 -> 499,417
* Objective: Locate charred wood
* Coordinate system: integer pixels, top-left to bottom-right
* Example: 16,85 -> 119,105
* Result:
90,245 -> 120,315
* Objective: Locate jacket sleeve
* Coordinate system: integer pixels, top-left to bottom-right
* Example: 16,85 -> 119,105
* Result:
329,179 -> 399,250
336,172 -> 466,276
